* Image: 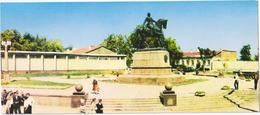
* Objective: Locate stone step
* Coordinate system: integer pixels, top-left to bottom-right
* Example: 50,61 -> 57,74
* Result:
83,104 -> 236,112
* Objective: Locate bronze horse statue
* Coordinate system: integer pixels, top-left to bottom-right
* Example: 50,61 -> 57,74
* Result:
135,19 -> 168,49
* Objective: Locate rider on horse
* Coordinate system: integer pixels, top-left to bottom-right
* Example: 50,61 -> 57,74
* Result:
143,12 -> 156,34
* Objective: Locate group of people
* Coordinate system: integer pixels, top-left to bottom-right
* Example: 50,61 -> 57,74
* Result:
233,72 -> 259,90
80,79 -> 104,114
1,89 -> 34,114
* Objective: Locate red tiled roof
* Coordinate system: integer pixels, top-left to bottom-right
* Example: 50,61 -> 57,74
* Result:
70,46 -> 102,54
182,51 -> 200,57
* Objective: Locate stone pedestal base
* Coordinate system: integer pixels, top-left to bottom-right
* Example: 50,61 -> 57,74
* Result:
71,92 -> 86,108
131,67 -> 172,75
131,49 -> 172,75
159,91 -> 177,106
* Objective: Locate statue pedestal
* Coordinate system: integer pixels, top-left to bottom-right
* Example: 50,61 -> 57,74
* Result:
71,84 -> 86,108
159,90 -> 177,106
131,49 -> 172,75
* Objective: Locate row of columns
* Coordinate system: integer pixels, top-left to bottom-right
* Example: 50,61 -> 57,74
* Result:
9,54 -> 69,73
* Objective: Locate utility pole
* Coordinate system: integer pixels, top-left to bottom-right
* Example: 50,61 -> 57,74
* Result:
1,41 -> 11,83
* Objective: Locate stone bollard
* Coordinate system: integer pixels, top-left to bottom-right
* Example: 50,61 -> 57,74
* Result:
71,84 -> 86,108
159,84 -> 177,106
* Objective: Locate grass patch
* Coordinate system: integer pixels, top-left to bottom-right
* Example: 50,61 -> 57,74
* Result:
2,80 -> 73,89
13,70 -> 121,78
103,77 -> 208,86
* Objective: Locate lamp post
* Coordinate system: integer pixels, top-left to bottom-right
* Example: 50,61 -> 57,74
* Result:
1,41 -> 11,82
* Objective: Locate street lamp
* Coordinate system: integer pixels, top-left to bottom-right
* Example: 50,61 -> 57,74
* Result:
1,40 -> 11,82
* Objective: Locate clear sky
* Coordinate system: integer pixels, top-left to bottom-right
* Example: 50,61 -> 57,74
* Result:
1,1 -> 258,55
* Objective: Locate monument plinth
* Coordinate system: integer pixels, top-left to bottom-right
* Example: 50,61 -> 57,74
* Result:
159,84 -> 177,106
71,84 -> 86,108
131,48 -> 172,75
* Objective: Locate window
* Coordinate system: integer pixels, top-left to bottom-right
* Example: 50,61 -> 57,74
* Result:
110,57 -> 118,60
89,57 -> 98,60
99,57 -> 108,60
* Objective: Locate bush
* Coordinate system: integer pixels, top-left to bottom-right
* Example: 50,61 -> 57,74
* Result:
86,74 -> 90,79
176,65 -> 195,72
67,75 -> 71,79
26,76 -> 31,80
245,79 -> 251,82
218,70 -> 224,76
221,85 -> 231,90
195,91 -> 206,97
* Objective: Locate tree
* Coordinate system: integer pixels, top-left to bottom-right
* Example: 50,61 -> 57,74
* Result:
165,37 -> 182,67
198,47 -> 216,72
101,34 -> 132,67
254,54 -> 259,61
1,29 -> 65,52
240,44 -> 252,61
44,39 -> 64,52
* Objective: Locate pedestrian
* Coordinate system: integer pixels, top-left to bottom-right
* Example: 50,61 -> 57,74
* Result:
90,79 -> 100,99
234,73 -> 239,90
5,92 -> 14,114
24,93 -> 34,114
79,97 -> 86,114
254,72 -> 259,90
96,99 -> 103,114
2,89 -> 7,105
88,98 -> 96,114
19,91 -> 26,113
13,91 -> 22,114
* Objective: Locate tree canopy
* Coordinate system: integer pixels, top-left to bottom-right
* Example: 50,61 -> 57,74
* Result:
1,29 -> 64,52
101,33 -> 181,67
240,44 -> 252,61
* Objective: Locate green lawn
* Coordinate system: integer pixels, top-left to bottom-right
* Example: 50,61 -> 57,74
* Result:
13,70 -> 117,78
2,80 -> 74,89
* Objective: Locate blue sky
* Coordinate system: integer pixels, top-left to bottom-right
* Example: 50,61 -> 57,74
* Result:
1,1 -> 258,55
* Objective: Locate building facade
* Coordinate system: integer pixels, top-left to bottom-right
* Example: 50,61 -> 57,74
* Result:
1,46 -> 128,73
176,49 -> 258,71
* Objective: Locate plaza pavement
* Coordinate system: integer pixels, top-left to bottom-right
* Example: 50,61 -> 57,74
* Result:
2,75 -> 259,113
2,75 -> 257,98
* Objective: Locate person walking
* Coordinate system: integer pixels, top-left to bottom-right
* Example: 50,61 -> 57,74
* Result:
95,99 -> 103,114
234,73 -> 239,90
24,93 -> 34,114
254,72 -> 259,90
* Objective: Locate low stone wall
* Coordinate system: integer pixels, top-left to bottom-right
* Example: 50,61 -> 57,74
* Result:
212,61 -> 258,71
33,95 -> 71,107
1,56 -> 127,72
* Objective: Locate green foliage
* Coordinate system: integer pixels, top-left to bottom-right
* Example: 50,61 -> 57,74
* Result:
221,85 -> 231,90
101,34 -> 133,67
195,91 -> 206,97
165,37 -> 182,66
240,44 -> 252,61
2,80 -> 73,89
254,54 -> 258,61
13,71 -> 109,77
1,29 -> 64,52
101,32 -> 181,67
197,47 -> 216,71
67,74 -> 71,79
